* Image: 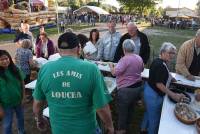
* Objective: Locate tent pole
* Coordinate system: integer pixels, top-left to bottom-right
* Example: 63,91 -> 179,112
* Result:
55,0 -> 60,34
29,0 -> 31,13
99,14 -> 100,23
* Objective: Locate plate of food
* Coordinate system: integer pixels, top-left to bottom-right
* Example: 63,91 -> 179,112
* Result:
174,103 -> 198,125
191,89 -> 200,112
95,61 -> 108,66
168,88 -> 191,104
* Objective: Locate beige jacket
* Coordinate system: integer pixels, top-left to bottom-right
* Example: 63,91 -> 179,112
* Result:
176,38 -> 199,77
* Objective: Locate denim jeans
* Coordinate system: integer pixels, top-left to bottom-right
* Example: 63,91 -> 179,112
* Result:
3,105 -> 25,134
141,82 -> 163,134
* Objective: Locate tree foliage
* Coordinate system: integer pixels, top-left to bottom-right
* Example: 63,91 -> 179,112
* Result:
87,2 -> 99,6
117,0 -> 161,15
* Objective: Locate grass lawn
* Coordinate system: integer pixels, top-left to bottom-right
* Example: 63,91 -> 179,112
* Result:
143,26 -> 196,70
0,24 -> 93,42
146,26 -> 195,57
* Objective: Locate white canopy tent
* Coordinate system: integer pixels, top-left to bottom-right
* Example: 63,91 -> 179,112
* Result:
73,6 -> 109,15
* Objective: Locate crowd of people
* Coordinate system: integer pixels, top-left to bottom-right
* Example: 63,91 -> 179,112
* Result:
0,18 -> 200,134
59,13 -> 140,33
153,18 -> 199,30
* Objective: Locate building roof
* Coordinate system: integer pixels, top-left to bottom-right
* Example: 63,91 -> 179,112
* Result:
165,7 -> 194,12
166,7 -> 197,18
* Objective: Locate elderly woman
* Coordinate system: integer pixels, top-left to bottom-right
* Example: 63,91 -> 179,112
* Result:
141,42 -> 185,134
109,39 -> 144,134
15,39 -> 33,84
36,32 -> 55,59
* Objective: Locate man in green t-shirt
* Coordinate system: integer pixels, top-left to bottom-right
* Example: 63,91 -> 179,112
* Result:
33,32 -> 114,134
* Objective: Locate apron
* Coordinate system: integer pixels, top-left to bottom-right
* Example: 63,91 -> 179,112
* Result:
163,62 -> 173,88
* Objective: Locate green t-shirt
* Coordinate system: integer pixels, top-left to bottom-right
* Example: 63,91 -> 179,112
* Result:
33,56 -> 112,134
0,69 -> 24,108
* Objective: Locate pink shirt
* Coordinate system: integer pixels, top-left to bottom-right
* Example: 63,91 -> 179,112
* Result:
114,54 -> 144,89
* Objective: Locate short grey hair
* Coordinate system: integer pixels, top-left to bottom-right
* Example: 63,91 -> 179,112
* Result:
196,29 -> 200,37
160,42 -> 176,54
122,39 -> 135,53
65,28 -> 73,33
21,39 -> 31,49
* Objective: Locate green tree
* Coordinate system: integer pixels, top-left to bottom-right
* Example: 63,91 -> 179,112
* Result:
87,2 -> 99,6
79,0 -> 84,6
117,0 -> 161,16
147,6 -> 163,17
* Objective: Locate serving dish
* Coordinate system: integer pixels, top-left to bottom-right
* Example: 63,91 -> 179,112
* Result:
174,103 -> 197,125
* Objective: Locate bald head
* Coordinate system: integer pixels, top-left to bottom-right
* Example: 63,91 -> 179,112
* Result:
127,22 -> 138,37
127,22 -> 137,28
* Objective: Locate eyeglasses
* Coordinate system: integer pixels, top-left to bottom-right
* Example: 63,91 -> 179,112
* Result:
167,51 -> 176,55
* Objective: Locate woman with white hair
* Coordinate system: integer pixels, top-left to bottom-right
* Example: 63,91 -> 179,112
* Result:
15,39 -> 33,84
109,39 -> 144,134
141,42 -> 185,134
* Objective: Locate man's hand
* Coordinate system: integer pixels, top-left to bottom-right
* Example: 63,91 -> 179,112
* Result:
106,126 -> 114,134
186,75 -> 195,81
96,105 -> 114,134
85,53 -> 91,59
172,93 -> 186,102
0,105 -> 4,120
35,116 -> 48,132
195,93 -> 200,102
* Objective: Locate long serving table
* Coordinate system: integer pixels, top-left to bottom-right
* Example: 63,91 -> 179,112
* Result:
92,62 -> 200,134
157,73 -> 200,134
32,56 -> 200,88
94,62 -> 200,88
28,57 -> 200,133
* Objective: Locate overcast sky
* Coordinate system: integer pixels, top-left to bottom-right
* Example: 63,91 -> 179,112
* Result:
105,0 -> 198,9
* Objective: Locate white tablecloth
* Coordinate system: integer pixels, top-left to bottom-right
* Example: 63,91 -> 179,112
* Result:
43,107 -> 49,118
158,95 -> 198,134
25,80 -> 37,89
33,53 -> 61,68
25,77 -> 116,93
172,73 -> 200,88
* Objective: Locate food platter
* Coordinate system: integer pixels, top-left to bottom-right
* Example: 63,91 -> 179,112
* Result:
174,103 -> 198,125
